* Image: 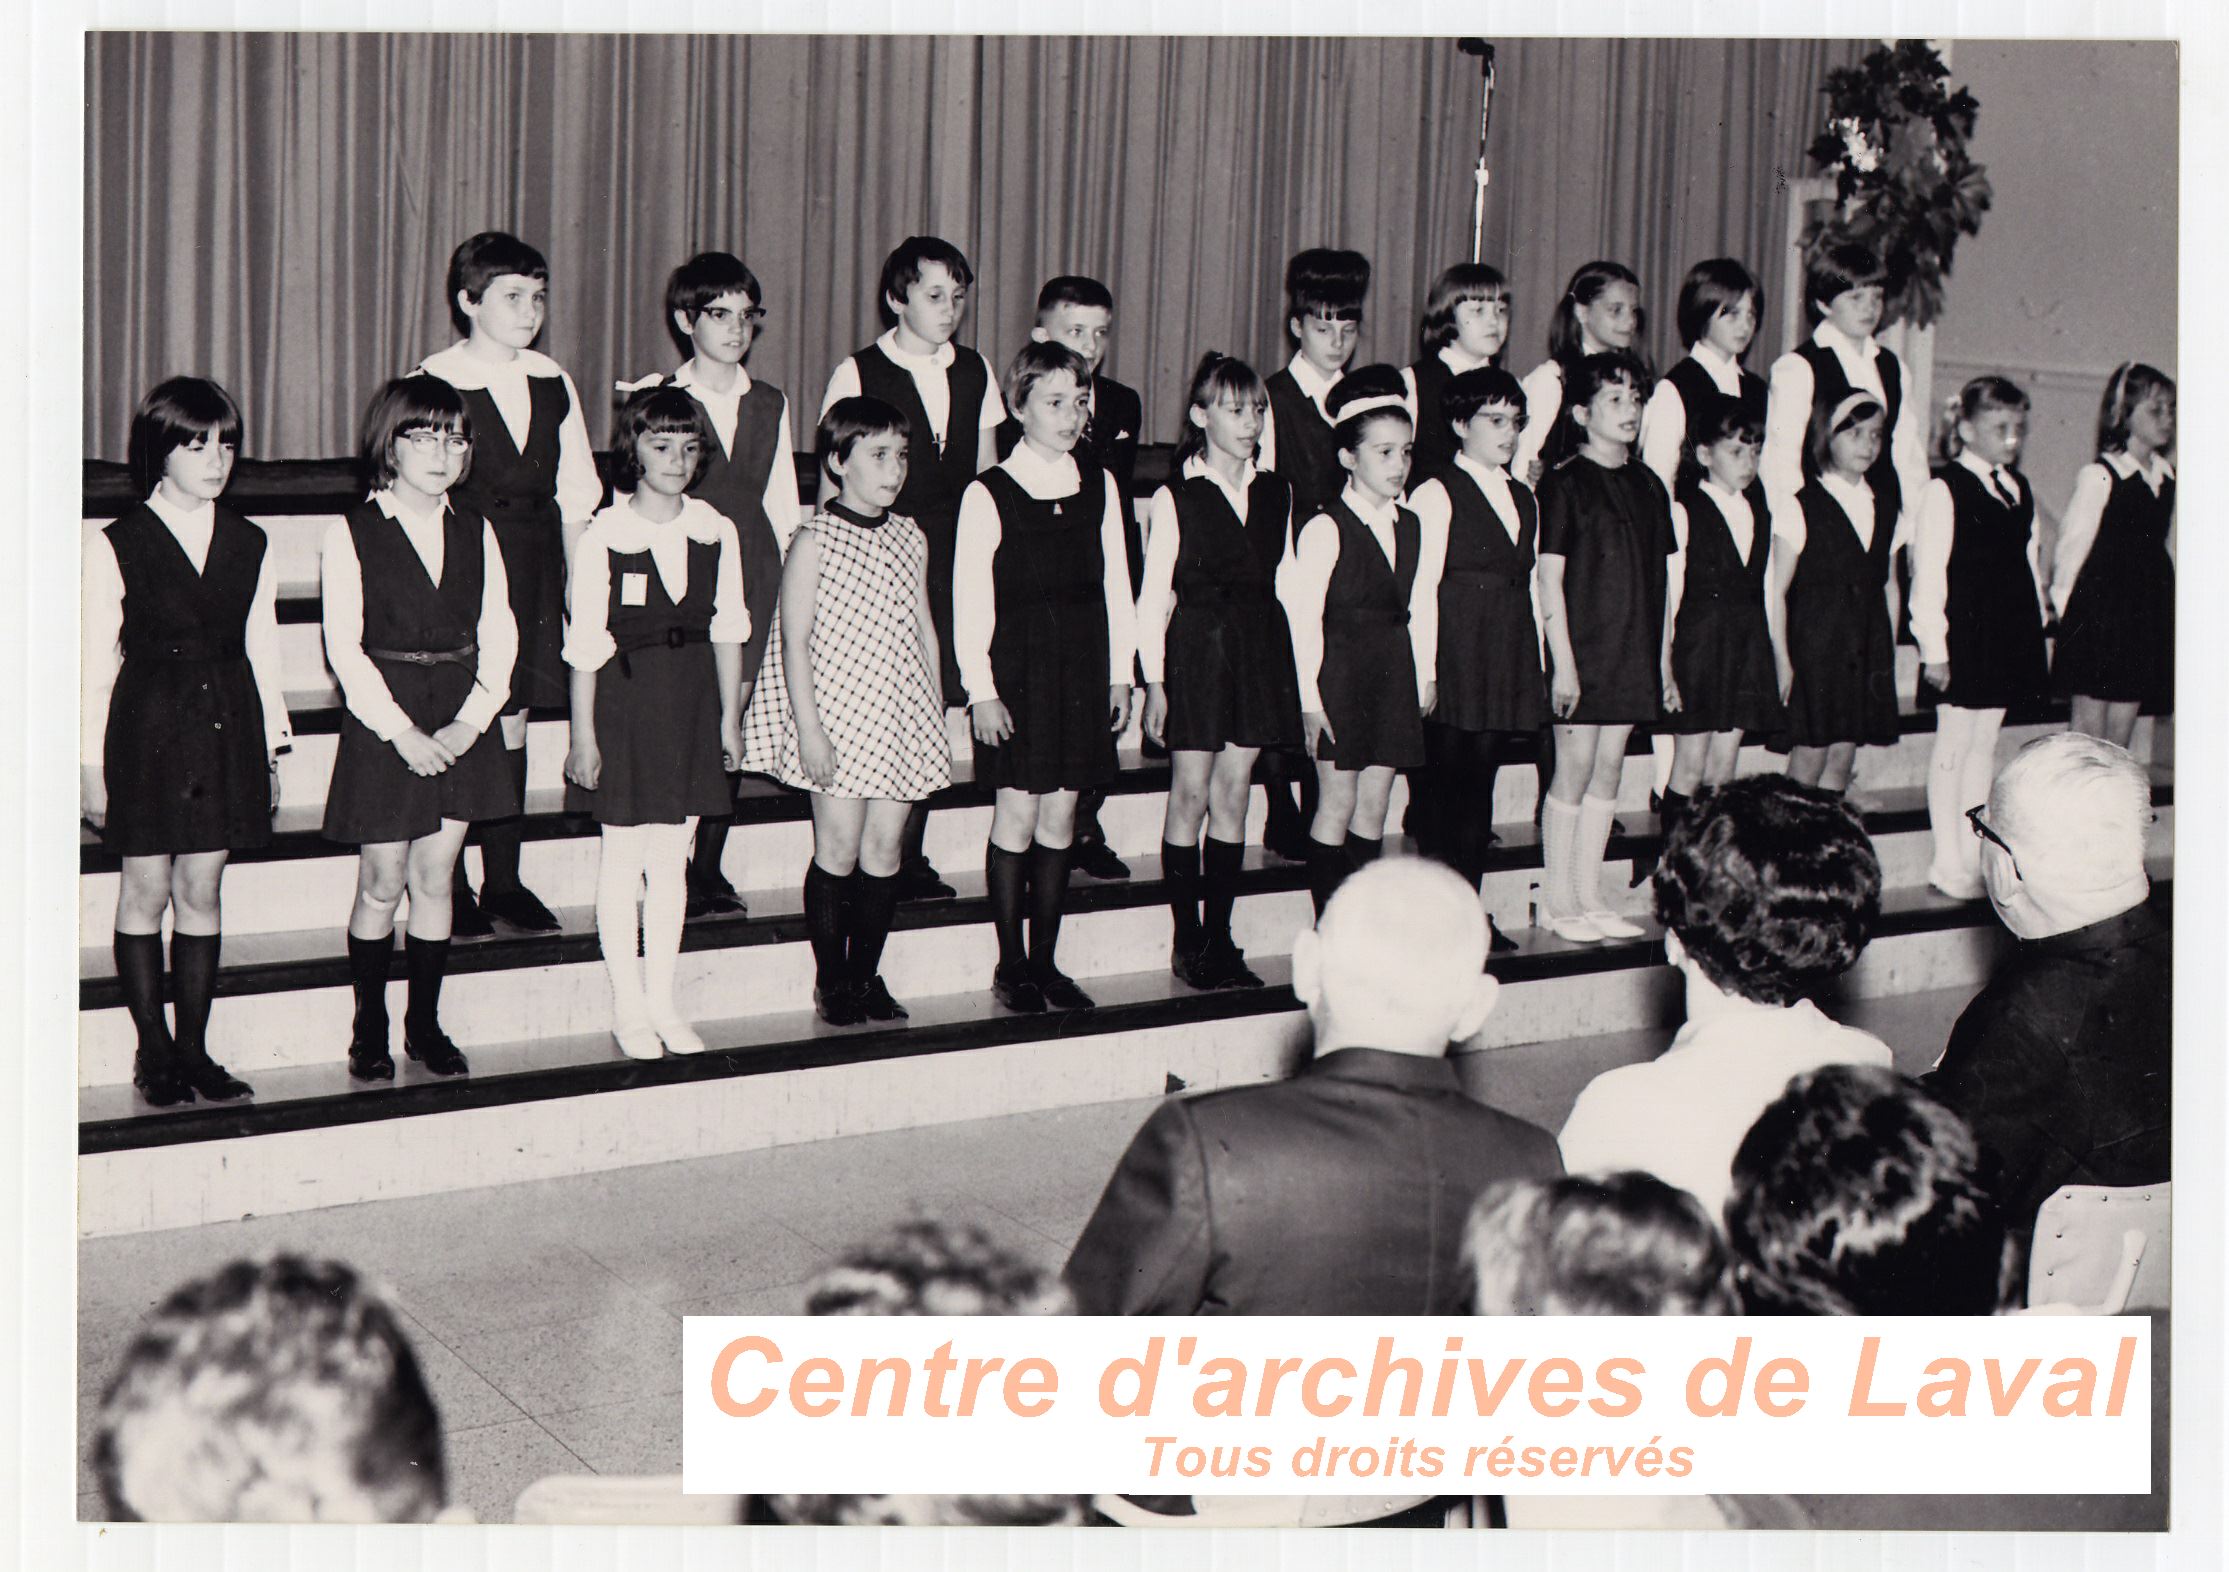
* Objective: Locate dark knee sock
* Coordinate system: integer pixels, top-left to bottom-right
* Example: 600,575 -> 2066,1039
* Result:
901,801 -> 931,868
1306,836 -> 1348,917
1201,836 -> 1245,947
1346,833 -> 1384,875
986,844 -> 1030,969
1163,841 -> 1203,954
1658,788 -> 1691,844
1027,842 -> 1072,975
113,931 -> 170,1061
479,748 -> 530,890
347,932 -> 391,1042
850,870 -> 901,982
167,931 -> 221,1060
403,935 -> 449,1039
692,813 -> 732,881
804,861 -> 850,988
1076,788 -> 1109,847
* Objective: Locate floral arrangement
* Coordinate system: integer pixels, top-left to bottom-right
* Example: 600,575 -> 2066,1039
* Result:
1802,40 -> 1993,329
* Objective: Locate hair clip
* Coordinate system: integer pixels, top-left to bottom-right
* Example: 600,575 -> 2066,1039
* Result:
614,374 -> 667,394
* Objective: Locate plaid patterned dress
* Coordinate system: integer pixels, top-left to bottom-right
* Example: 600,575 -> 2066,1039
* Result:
737,506 -> 954,801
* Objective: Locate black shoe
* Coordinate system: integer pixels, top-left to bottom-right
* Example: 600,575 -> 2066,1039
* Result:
450,880 -> 495,939
687,867 -> 747,919
1260,825 -> 1311,865
132,1054 -> 195,1109
480,882 -> 561,933
815,981 -> 866,1026
896,857 -> 958,902
1170,942 -> 1213,989
1487,919 -> 1520,955
856,976 -> 909,1021
403,1025 -> 470,1076
348,1037 -> 396,1082
177,1053 -> 253,1102
1034,967 -> 1097,1011
1194,940 -> 1263,990
1073,839 -> 1132,881
992,963 -> 1047,1014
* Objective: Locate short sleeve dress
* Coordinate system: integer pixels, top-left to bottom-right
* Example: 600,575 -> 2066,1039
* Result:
1536,454 -> 1675,725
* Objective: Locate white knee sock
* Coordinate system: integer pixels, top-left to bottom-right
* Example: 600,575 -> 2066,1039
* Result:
641,820 -> 693,1026
1540,795 -> 1580,920
596,826 -> 650,1031
1928,707 -> 2003,890
1576,793 -> 1618,913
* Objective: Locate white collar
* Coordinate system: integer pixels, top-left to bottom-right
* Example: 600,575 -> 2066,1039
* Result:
1819,470 -> 1873,502
1452,451 -> 1511,491
1698,476 -> 1748,510
145,488 -> 215,532
877,328 -> 956,371
1956,449 -> 2015,487
1691,340 -> 1743,387
1183,453 -> 1257,492
2106,449 -> 2175,485
371,488 -> 452,523
600,493 -> 727,543
1810,321 -> 1878,361
1287,353 -> 1343,401
420,340 -> 562,388
1003,440 -> 1080,491
1436,342 -> 1494,375
673,358 -> 753,399
1340,482 -> 1400,526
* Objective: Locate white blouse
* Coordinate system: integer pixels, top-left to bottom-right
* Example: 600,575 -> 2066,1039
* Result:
563,495 -> 751,672
418,342 -> 605,526
1276,482 -> 1443,712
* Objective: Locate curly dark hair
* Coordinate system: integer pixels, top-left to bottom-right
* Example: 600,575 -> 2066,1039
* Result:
1724,1065 -> 2008,1316
1651,774 -> 1881,1005
803,1219 -> 1074,1317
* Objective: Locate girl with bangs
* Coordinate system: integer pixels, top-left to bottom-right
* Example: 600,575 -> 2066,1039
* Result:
1404,263 -> 1513,478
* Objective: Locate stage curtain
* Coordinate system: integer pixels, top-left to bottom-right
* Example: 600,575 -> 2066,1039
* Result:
84,33 -> 1860,461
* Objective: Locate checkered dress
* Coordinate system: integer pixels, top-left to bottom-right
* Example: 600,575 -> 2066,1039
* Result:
738,508 -> 954,800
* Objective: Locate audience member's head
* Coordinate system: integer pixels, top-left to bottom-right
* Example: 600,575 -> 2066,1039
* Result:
1979,733 -> 2153,940
764,1492 -> 1090,1527
1724,1065 -> 2010,1316
1465,1172 -> 1738,1316
94,1255 -> 446,1523
1653,775 -> 1882,1006
1294,856 -> 1499,1057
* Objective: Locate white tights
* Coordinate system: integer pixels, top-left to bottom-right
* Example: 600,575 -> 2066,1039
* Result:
1927,706 -> 2004,893
597,819 -> 696,1029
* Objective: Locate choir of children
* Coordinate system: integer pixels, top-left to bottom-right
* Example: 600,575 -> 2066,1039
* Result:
89,226 -> 2168,1092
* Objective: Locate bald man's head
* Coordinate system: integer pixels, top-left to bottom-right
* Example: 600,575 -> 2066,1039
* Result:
1294,858 -> 1499,1055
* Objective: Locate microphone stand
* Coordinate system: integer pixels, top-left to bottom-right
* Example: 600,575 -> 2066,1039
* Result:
1458,39 -> 1497,263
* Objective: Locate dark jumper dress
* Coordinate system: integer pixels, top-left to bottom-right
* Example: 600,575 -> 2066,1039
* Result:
446,375 -> 575,711
686,378 -> 789,694
1312,499 -> 1427,771
853,343 -> 991,708
1917,463 -> 2049,713
564,534 -> 733,826
2053,462 -> 2175,712
1536,455 -> 1675,726
322,501 -> 519,845
1667,481 -> 1785,736
1265,370 -> 1344,531
1779,479 -> 1900,749
970,465 -> 1120,794
1159,471 -> 1302,752
1429,463 -> 1545,735
98,504 -> 273,857
1661,357 -> 1767,484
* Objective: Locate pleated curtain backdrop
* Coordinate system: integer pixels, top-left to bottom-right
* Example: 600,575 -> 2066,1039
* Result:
83,32 -> 1860,462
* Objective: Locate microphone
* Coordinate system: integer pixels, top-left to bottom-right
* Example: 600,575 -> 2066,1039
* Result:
1458,38 -> 1496,68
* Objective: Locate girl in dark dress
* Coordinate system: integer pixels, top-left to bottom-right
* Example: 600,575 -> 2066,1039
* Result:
1661,402 -> 1784,833
1403,263 -> 1512,478
1137,353 -> 1302,990
564,388 -> 748,1059
1638,258 -> 1767,494
1276,365 -> 1441,916
957,343 -> 1138,1013
324,377 -> 521,1081
2052,362 -> 2176,747
1536,352 -> 1677,943
81,378 -> 291,1106
1406,366 -> 1541,944
1769,394 -> 1902,795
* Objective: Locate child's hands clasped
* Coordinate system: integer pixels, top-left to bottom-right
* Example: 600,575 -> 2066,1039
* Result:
393,728 -> 455,778
1661,671 -> 1683,714
972,699 -> 1015,747
797,725 -> 838,787
565,737 -> 603,792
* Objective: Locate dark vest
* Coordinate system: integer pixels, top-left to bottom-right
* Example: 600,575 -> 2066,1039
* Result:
1674,481 -> 1770,605
448,375 -> 571,524
1794,340 -> 1905,522
1436,464 -> 1537,587
1322,498 -> 1420,634
2101,462 -> 2175,552
853,343 -> 990,525
981,463 -> 1111,674
107,504 -> 265,662
1935,460 -> 2037,622
1170,471 -> 1292,604
1265,370 -> 1344,531
345,503 -> 485,656
604,536 -> 721,673
687,379 -> 785,538
1794,479 -> 1897,591
1665,356 -> 1767,441
1408,353 -> 1461,477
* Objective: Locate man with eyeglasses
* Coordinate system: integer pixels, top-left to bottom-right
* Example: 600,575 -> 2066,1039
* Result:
1925,732 -> 2170,1258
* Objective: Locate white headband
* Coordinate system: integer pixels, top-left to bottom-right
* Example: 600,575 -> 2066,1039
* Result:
614,373 -> 667,395
1829,391 -> 1881,430
1335,392 -> 1415,427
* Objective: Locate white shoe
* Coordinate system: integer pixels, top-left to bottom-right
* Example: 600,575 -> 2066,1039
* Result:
1539,912 -> 1606,943
606,960 -> 662,1059
651,1016 -> 707,1055
612,1025 -> 665,1060
1585,909 -> 1646,940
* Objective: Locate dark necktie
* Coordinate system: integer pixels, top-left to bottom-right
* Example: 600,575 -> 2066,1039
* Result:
1989,468 -> 2017,508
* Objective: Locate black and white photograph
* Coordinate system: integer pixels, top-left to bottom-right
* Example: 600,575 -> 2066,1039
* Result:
20,7 -> 2224,1563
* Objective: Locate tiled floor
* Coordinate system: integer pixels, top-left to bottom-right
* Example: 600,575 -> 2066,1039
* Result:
77,989 -> 1976,1525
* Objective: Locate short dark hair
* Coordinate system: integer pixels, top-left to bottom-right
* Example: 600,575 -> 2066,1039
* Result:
666,250 -> 763,347
1327,363 -> 1414,451
1725,1065 -> 2009,1316
446,230 -> 548,335
1418,262 -> 1510,354
805,1220 -> 1075,1317
128,376 -> 243,498
817,395 -> 909,486
1284,247 -> 1371,321
1036,275 -> 1113,316
93,1255 -> 444,1522
1465,1172 -> 1739,1316
879,236 -> 975,317
358,374 -> 474,491
609,385 -> 710,491
1674,257 -> 1761,350
1652,774 -> 1881,1005
1805,236 -> 1886,318
1441,365 -> 1527,431
1689,398 -> 1765,456
1002,340 -> 1090,418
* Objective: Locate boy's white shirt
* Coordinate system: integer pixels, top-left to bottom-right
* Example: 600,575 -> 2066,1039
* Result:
417,341 -> 605,526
